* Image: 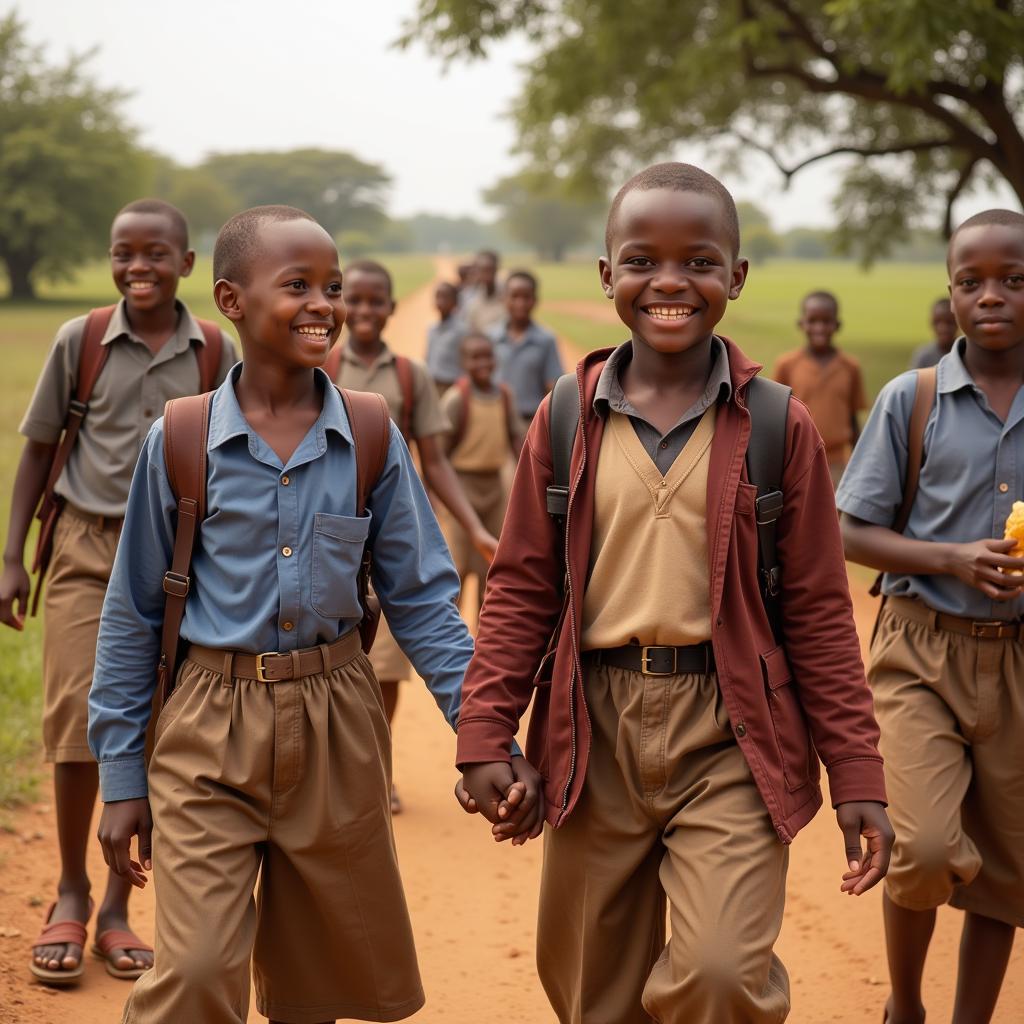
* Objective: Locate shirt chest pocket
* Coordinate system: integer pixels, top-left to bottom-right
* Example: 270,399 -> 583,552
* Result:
311,512 -> 372,619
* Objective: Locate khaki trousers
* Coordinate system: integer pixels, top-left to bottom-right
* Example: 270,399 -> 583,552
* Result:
42,506 -> 121,762
870,597 -> 1024,927
124,636 -> 424,1024
538,661 -> 790,1024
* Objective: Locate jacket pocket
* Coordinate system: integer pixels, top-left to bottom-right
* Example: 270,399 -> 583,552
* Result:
760,644 -> 812,792
311,512 -> 372,619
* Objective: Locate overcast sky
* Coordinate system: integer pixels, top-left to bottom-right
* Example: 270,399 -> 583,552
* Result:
20,2 -> 1019,230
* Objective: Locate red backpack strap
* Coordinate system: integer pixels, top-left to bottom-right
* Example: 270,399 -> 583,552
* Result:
30,305 -> 117,614
323,343 -> 344,383
450,377 -> 472,452
194,319 -> 224,393
339,387 -> 391,651
394,355 -> 415,441
157,392 -> 213,704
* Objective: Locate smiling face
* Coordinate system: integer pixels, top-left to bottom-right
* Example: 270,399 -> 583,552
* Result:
343,267 -> 395,347
110,212 -> 194,314
948,224 -> 1024,353
798,296 -> 840,352
461,334 -> 496,388
214,218 -> 344,368
599,188 -> 747,355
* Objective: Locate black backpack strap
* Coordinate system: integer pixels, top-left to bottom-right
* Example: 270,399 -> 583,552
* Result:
546,373 -> 580,592
744,376 -> 791,642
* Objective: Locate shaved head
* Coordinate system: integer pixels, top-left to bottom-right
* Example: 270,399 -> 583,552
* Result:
213,205 -> 317,283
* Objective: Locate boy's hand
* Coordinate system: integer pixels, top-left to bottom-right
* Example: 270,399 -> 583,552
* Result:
97,798 -> 153,889
947,538 -> 1024,600
492,754 -> 545,846
836,801 -> 894,895
461,761 -> 515,824
0,560 -> 30,631
472,527 -> 499,563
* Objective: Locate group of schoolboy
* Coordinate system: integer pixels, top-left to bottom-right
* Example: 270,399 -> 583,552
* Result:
0,161 -> 1020,1024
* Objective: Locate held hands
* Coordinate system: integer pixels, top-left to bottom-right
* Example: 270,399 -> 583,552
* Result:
0,560 -> 30,631
455,756 -> 545,845
97,798 -> 153,889
836,801 -> 894,896
947,538 -> 1024,600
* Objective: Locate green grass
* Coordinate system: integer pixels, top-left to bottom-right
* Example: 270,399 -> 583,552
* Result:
535,259 -> 950,400
0,254 -> 435,805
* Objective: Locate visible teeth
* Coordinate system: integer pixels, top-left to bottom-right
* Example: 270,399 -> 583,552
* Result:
129,282 -> 154,290
645,306 -> 694,321
297,326 -> 330,337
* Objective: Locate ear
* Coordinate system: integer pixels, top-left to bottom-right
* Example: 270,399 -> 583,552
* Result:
214,279 -> 244,323
728,258 -> 749,300
179,249 -> 196,279
599,256 -> 614,298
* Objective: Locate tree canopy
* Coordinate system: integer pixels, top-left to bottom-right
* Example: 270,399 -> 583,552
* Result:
403,0 -> 1024,261
0,13 -> 146,299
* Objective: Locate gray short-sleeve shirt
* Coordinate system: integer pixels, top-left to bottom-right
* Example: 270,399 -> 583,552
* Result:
836,339 -> 1024,619
491,320 -> 564,418
19,300 -> 237,517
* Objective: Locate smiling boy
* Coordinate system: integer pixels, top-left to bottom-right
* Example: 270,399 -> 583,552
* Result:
455,163 -> 893,1023
839,209 -> 1024,1024
0,199 -> 236,986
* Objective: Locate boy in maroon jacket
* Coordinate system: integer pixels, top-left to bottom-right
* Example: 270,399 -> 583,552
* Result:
456,163 -> 894,1024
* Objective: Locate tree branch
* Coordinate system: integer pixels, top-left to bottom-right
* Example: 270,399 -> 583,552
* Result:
943,157 -> 980,238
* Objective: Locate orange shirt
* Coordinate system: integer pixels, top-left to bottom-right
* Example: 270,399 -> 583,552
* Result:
773,347 -> 867,462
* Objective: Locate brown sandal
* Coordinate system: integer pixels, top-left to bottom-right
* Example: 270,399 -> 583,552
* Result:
91,928 -> 154,980
29,901 -> 90,985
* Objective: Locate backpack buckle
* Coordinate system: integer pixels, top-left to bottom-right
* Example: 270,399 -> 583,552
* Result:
760,565 -> 782,598
546,485 -> 569,517
162,571 -> 190,598
755,490 -> 783,525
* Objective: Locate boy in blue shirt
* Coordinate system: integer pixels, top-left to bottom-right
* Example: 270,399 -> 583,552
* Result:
88,205 -> 540,1024
840,208 -> 1024,1024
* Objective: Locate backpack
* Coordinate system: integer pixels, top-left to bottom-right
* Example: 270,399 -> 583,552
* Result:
545,371 -> 791,641
156,386 -> 391,706
323,343 -> 416,441
30,305 -> 223,614
448,377 -> 517,452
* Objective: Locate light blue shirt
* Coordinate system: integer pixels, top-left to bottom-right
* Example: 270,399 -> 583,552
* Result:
426,316 -> 467,385
837,340 -> 1024,620
490,320 -> 564,418
89,366 -> 476,801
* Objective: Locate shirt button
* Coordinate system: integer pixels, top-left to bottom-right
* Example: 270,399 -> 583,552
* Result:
735,723 -> 747,738
659,441 -> 668,449
282,546 -> 293,557
282,620 -> 294,631
999,482 -> 1010,493
281,475 -> 290,486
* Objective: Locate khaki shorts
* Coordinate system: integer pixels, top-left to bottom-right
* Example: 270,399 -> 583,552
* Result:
124,633 -> 424,1024
869,597 -> 1024,927
368,606 -> 412,683
42,506 -> 122,762
440,469 -> 507,590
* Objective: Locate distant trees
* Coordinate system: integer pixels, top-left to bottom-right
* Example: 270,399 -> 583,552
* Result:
0,14 -> 146,299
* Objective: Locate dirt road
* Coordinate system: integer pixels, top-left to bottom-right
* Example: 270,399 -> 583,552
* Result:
0,264 -> 1020,1023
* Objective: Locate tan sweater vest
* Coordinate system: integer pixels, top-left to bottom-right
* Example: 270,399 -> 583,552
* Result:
581,407 -> 715,650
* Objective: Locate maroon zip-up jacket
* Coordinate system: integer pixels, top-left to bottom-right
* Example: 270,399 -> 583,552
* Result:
456,340 -> 886,841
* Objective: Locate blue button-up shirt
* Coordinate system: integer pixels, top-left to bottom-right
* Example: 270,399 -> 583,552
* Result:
426,316 -> 467,385
89,366 -> 475,801
837,339 -> 1024,619
490,319 -> 564,418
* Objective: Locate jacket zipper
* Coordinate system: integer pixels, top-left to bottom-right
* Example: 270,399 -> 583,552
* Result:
560,369 -> 588,812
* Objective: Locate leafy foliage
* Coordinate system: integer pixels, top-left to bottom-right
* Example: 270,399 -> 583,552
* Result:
403,0 -> 1024,260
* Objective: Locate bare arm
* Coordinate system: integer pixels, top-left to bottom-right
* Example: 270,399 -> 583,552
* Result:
841,513 -> 1024,602
416,433 -> 499,560
1,440 -> 58,628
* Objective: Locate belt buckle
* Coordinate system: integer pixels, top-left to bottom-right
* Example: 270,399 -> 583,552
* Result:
255,652 -> 278,682
641,646 -> 675,676
970,620 -> 1003,638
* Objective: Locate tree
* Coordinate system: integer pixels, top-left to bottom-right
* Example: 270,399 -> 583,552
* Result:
402,0 -> 1024,262
736,201 -> 781,262
145,157 -> 239,244
0,14 -> 147,299
199,150 -> 390,237
483,170 -> 602,261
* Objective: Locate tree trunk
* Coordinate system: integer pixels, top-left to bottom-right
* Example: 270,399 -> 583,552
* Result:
3,252 -> 37,301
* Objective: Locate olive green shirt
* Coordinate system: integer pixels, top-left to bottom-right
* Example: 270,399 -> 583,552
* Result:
19,300 -> 237,517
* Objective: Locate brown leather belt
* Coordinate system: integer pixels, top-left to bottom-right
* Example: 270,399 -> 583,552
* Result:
64,502 -> 124,531
186,629 -> 362,682
591,642 -> 715,677
888,595 -> 1024,641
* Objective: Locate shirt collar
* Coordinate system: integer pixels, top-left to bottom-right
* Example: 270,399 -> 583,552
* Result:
593,336 -> 733,415
341,339 -> 395,372
937,337 -> 976,394
495,320 -> 541,345
207,365 -> 351,451
101,299 -> 204,353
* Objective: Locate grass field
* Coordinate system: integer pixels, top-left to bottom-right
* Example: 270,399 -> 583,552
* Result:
534,259 -> 950,400
0,253 -> 433,807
